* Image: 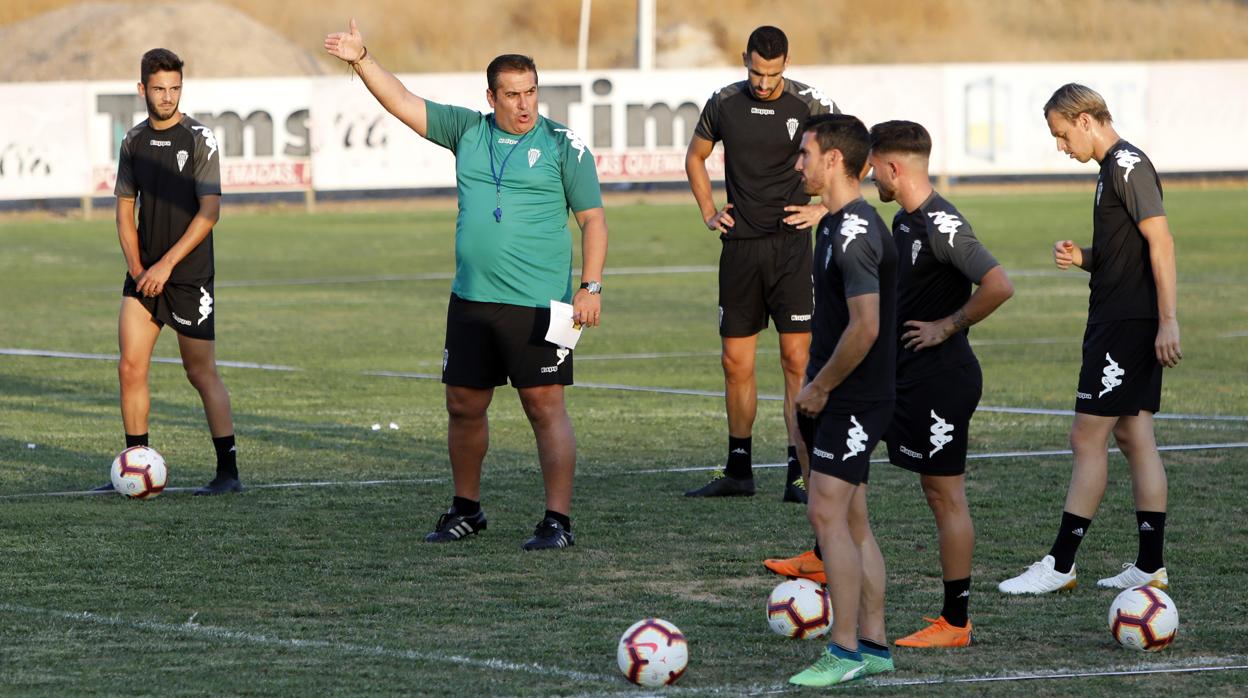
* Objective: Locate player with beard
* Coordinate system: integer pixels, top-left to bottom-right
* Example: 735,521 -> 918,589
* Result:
683,26 -> 838,503
1000,84 -> 1180,594
787,114 -> 898,687
96,48 -> 241,495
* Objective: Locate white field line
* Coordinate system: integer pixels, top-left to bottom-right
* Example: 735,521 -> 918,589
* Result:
629,442 -> 1248,474
0,603 -> 612,683
865,659 -> 1248,688
6,347 -> 1248,425
0,478 -> 445,500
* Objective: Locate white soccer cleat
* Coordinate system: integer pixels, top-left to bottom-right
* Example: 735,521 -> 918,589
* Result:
1097,563 -> 1169,590
998,555 -> 1078,594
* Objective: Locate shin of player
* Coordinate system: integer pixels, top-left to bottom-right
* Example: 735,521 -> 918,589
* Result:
788,115 -> 898,687
999,83 -> 1179,595
107,48 -> 241,496
869,121 -> 1014,646
683,26 -> 838,502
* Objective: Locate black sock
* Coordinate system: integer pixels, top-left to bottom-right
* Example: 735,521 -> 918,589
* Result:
451,496 -> 480,516
212,435 -> 238,479
545,509 -> 571,531
858,638 -> 889,654
1135,511 -> 1167,572
785,445 -> 800,482
1048,511 -> 1092,573
125,433 -> 149,448
724,435 -> 752,479
941,577 -> 971,628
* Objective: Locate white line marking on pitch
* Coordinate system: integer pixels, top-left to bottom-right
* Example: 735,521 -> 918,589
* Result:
0,603 -> 612,683
0,478 -> 446,500
629,442 -> 1248,474
7,348 -> 1247,423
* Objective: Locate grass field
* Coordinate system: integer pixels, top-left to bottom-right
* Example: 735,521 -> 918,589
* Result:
1,187 -> 1246,695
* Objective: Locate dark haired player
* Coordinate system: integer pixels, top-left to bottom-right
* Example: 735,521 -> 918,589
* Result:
100,47 -> 241,495
787,114 -> 897,687
326,20 -> 607,550
870,120 -> 1012,646
684,25 -> 838,502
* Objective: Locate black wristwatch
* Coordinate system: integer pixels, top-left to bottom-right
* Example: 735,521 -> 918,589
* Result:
579,280 -> 602,295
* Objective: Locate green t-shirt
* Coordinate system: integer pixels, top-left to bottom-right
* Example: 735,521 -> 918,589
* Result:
425,101 -> 603,307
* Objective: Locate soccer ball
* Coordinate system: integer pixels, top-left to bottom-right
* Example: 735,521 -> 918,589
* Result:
110,446 -> 168,499
616,618 -> 688,687
767,579 -> 832,639
1109,585 -> 1178,651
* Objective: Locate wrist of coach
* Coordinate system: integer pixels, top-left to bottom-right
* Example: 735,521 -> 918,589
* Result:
579,280 -> 602,295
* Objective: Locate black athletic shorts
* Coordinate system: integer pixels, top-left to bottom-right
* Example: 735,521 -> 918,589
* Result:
442,294 -> 573,389
1075,319 -> 1162,416
798,400 -> 894,486
885,362 -> 983,476
718,232 -> 813,337
123,275 -> 215,341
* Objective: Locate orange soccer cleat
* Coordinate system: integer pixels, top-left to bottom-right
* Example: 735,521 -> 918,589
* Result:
763,549 -> 827,585
893,616 -> 973,648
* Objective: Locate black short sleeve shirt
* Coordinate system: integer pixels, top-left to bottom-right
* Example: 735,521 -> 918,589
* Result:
1088,140 -> 1165,324
115,115 -> 222,282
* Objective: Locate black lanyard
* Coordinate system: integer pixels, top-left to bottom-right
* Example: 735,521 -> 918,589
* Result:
487,116 -> 532,223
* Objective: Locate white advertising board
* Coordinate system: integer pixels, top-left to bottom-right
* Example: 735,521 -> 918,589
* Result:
0,83 -> 90,200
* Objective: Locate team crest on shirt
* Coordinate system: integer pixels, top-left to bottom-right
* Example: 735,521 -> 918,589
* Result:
928,211 -> 963,247
1096,177 -> 1104,206
1114,148 -> 1141,182
911,239 -> 922,264
176,150 -> 189,172
786,118 -> 799,141
839,213 -> 869,251
528,148 -> 541,167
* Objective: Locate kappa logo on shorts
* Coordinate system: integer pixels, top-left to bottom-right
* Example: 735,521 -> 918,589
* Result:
899,444 -> 924,459
843,415 -> 867,461
929,409 -> 954,456
443,348 -> 449,373
1099,352 -> 1125,397
812,446 -> 836,462
197,287 -> 213,325
928,211 -> 963,247
556,347 -> 570,366
786,117 -> 799,141
718,306 -> 724,328
790,314 -> 811,322
170,312 -> 192,326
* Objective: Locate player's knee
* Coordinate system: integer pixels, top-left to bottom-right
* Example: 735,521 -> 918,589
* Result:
183,364 -> 219,392
446,393 -> 488,421
721,353 -> 754,381
118,357 -> 148,386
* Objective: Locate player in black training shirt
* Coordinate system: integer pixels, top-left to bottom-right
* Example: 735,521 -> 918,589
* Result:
684,26 -> 837,502
870,121 -> 1013,646
98,48 -> 242,496
1000,84 -> 1179,595
786,115 -> 898,687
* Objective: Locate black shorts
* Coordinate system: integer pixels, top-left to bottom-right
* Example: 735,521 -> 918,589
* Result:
718,232 -> 813,337
442,294 -> 573,389
798,401 -> 894,486
885,362 -> 983,476
123,275 -> 215,341
1075,320 -> 1162,416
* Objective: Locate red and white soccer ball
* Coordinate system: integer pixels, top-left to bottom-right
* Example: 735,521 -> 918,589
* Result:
616,618 -> 688,687
767,579 -> 832,639
110,446 -> 168,499
1108,585 -> 1178,652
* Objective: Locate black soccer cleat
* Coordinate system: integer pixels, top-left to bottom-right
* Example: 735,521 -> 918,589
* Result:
424,509 -> 487,543
782,477 -> 808,504
684,470 -> 756,497
89,482 -> 115,493
194,476 -> 244,496
521,517 -> 575,551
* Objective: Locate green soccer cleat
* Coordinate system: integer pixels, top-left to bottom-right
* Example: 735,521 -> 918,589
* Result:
788,649 -> 867,687
861,651 -> 895,676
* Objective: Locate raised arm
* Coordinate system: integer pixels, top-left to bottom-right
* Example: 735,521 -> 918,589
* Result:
325,19 -> 429,138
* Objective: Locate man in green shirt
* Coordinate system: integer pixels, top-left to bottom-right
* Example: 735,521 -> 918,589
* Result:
326,20 -> 608,551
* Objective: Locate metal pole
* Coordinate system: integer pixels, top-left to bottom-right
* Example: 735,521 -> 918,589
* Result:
637,0 -> 656,71
577,0 -> 592,72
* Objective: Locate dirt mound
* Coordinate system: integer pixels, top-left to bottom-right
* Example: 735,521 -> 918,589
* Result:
0,0 -> 328,82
